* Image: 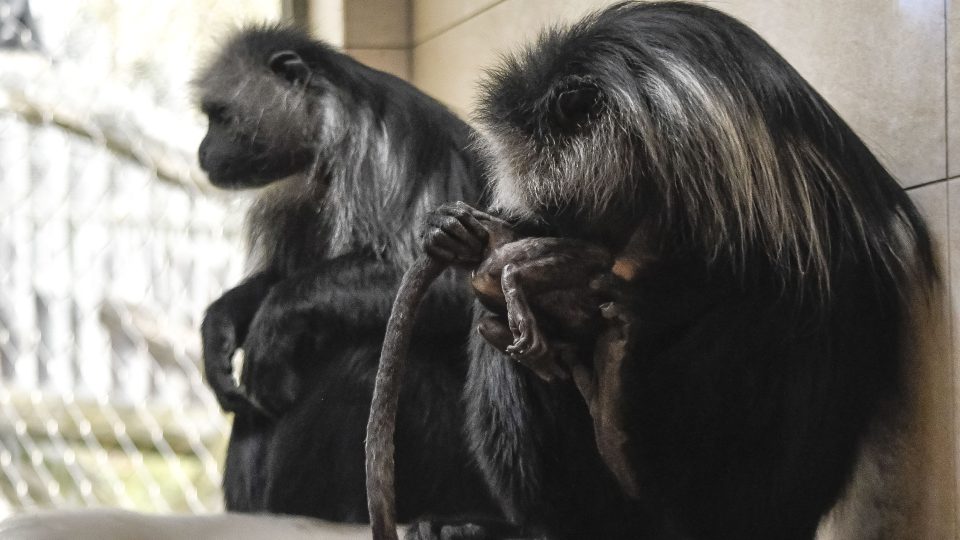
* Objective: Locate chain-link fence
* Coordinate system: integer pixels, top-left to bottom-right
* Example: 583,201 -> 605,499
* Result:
0,0 -> 281,517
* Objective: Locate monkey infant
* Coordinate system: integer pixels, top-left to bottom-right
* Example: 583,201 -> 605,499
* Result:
431,203 -> 641,498
366,203 -> 641,539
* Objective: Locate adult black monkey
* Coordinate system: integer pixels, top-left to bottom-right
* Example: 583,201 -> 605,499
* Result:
410,2 -> 937,539
194,26 -> 497,522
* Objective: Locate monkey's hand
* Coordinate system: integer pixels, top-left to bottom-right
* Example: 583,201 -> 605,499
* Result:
421,201 -> 514,264
237,289 -> 309,417
201,310 -> 251,413
200,271 -> 279,414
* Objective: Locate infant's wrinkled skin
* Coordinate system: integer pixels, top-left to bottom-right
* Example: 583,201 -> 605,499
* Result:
423,201 -> 622,378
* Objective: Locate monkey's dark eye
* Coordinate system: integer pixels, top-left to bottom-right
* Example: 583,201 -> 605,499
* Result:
552,83 -> 603,131
203,103 -> 230,124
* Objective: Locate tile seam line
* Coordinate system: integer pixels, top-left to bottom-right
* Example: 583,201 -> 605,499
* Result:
949,171 -> 959,540
948,3 -> 958,532
905,177 -> 951,191
412,0 -> 508,48
946,0 -> 951,178
344,46 -> 409,52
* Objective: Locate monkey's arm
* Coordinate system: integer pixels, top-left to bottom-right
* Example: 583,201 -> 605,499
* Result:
238,253 -> 473,416
201,270 -> 281,413
235,254 -> 397,415
568,302 -> 640,499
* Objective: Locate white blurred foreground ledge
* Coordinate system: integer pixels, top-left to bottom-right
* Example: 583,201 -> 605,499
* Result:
0,509 -> 402,539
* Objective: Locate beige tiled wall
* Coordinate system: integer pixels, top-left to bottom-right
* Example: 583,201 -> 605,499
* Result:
950,180 -> 960,526
343,0 -> 412,80
412,0 -> 613,119
412,0 -> 947,186
949,1 -> 959,177
406,0 -> 959,536
708,0 -> 946,187
412,0 -> 501,45
345,48 -> 410,80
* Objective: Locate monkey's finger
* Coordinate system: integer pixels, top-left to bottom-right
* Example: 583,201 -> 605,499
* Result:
509,334 -> 566,382
432,213 -> 484,254
206,364 -> 239,405
202,348 -> 245,412
446,203 -> 492,242
449,200 -> 507,227
458,214 -> 491,247
505,339 -> 525,356
438,202 -> 496,246
519,335 -> 549,364
440,200 -> 483,217
426,210 -> 484,246
422,227 -> 469,262
425,224 -> 486,263
201,324 -> 240,389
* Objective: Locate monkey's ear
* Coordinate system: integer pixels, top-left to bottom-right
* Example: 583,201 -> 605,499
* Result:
269,50 -> 310,85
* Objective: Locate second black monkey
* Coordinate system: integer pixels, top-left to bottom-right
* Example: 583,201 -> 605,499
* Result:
195,26 -> 497,522
407,3 -> 937,539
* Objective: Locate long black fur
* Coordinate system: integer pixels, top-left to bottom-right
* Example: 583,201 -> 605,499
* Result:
194,25 -> 497,523
411,3 -> 937,539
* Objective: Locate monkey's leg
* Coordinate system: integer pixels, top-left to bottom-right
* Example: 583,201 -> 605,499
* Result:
472,238 -> 610,313
477,315 -> 568,381
201,270 -> 280,413
499,246 -> 610,361
501,261 -> 550,361
474,238 -> 611,296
